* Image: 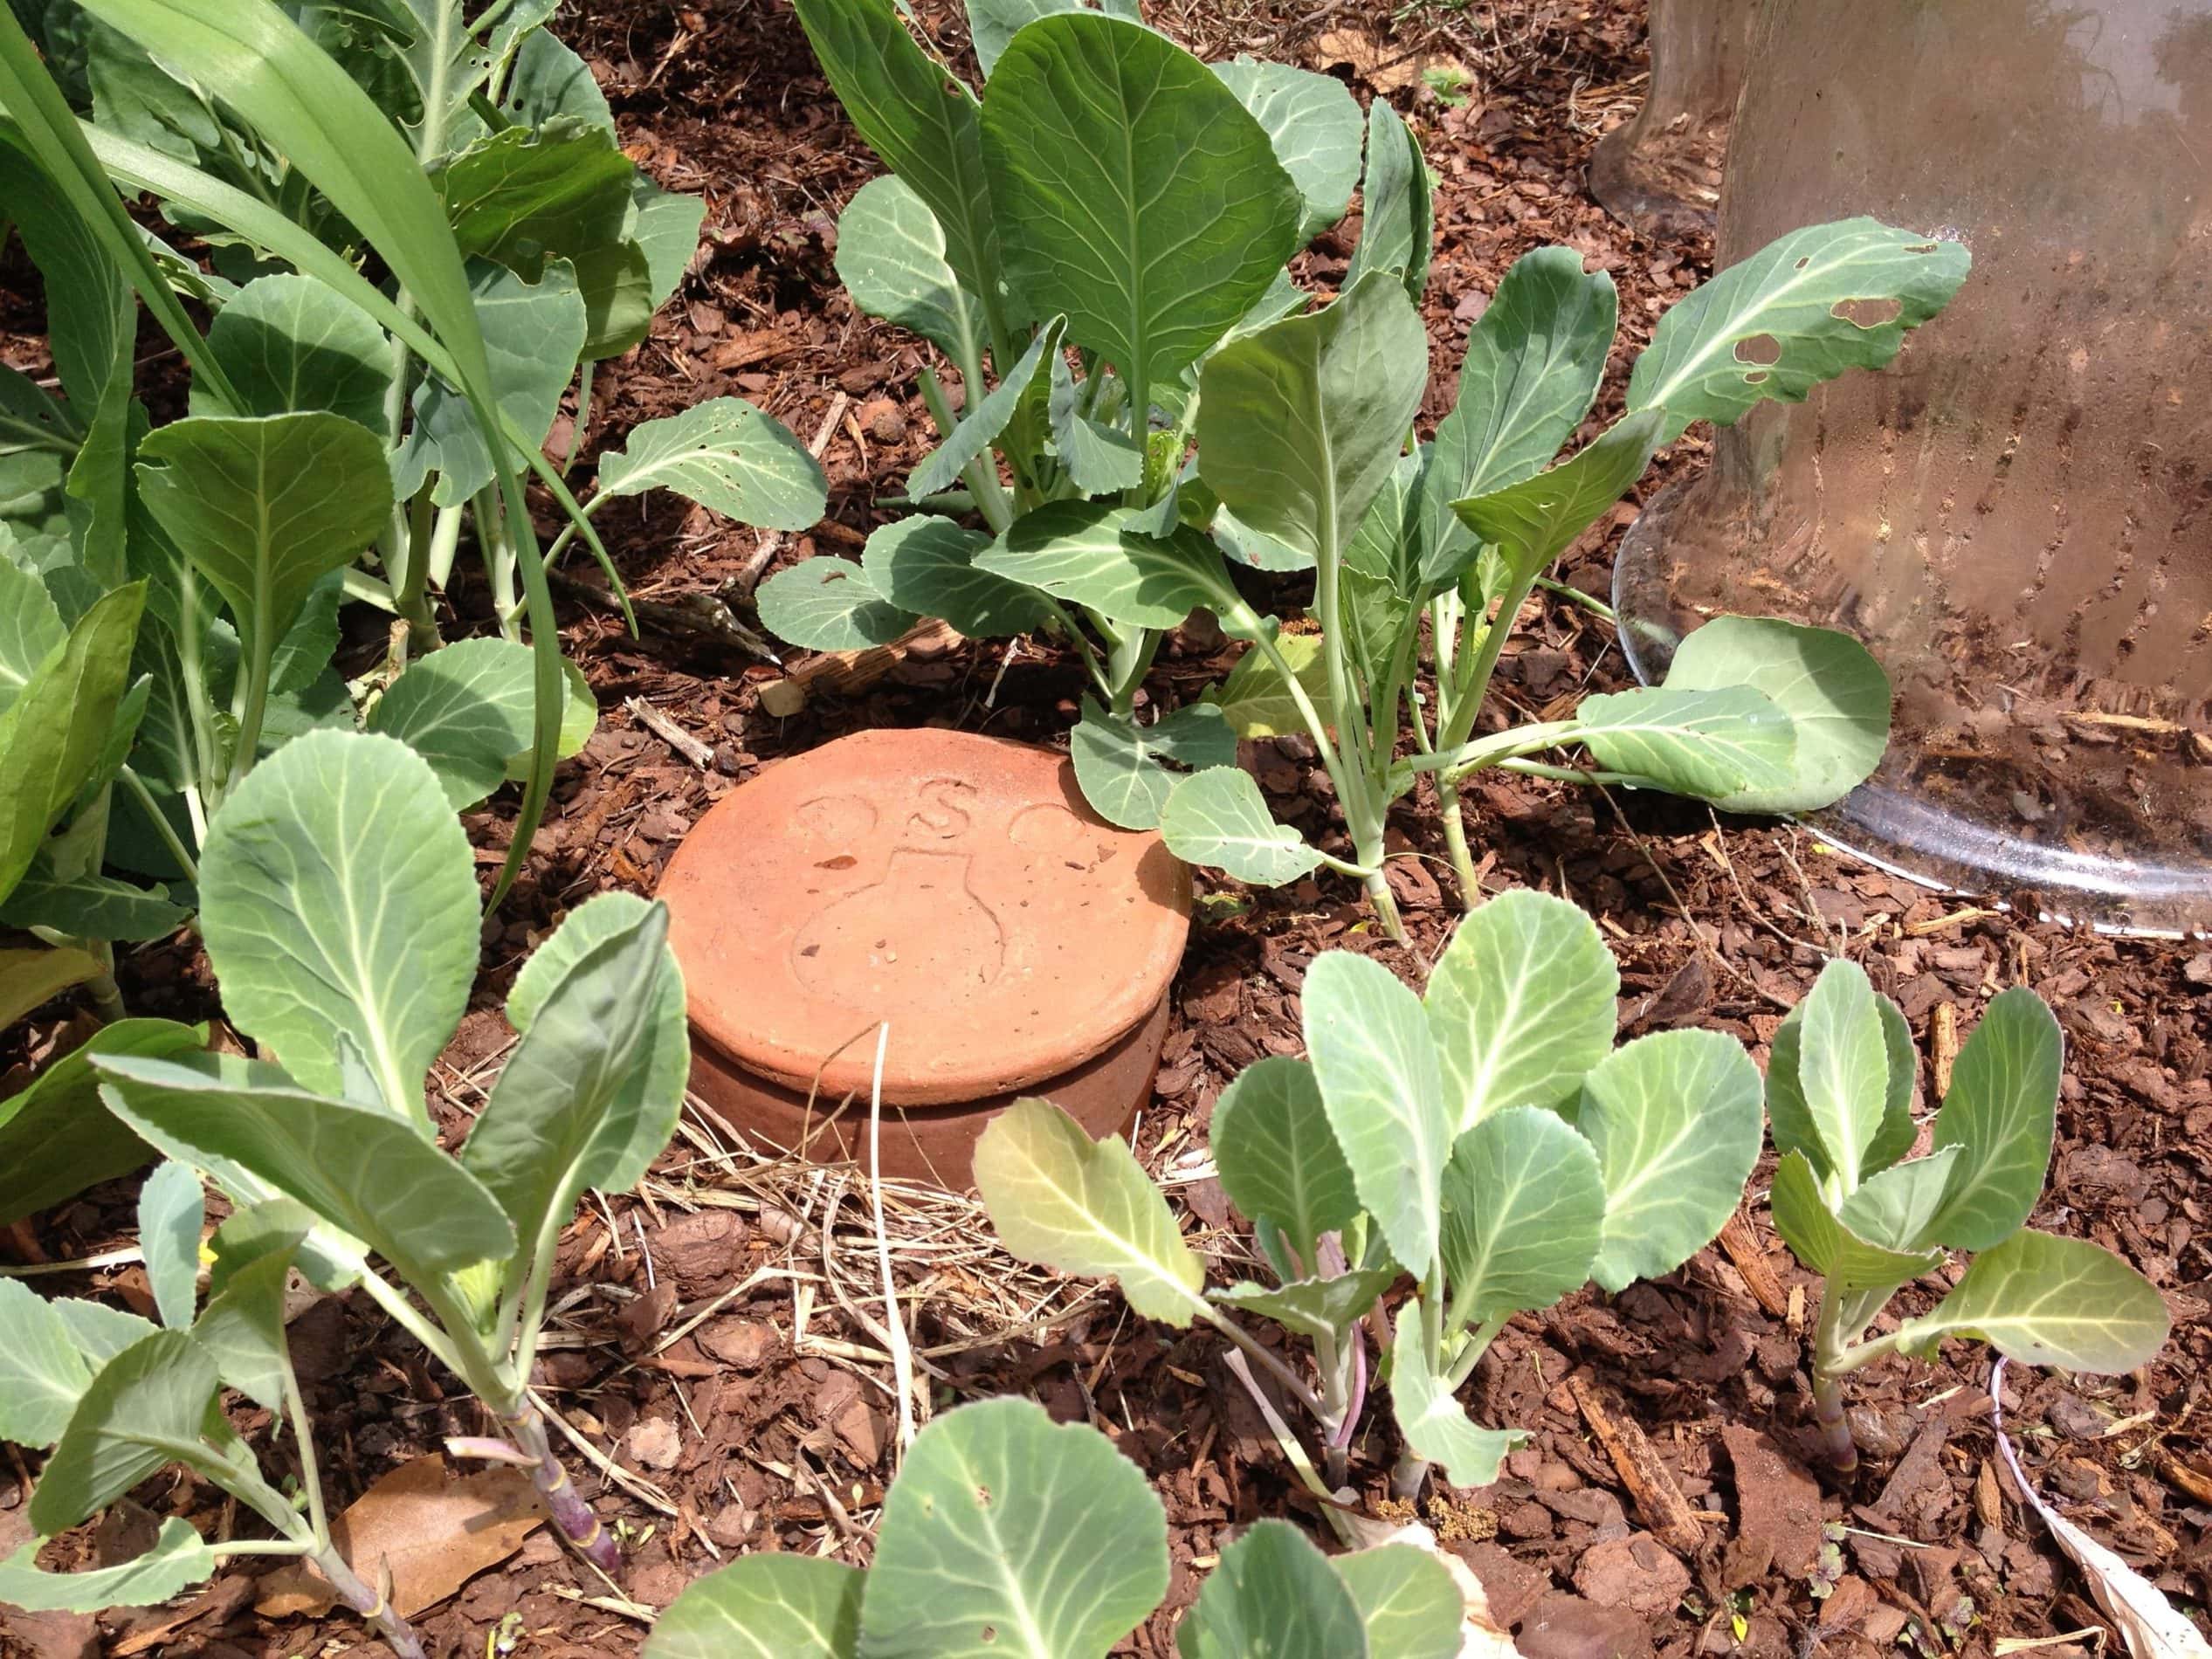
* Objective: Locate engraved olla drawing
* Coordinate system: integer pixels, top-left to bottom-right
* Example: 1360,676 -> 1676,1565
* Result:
789,780 -> 1007,998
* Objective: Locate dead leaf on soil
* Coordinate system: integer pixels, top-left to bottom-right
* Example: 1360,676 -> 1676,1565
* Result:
254,1456 -> 545,1621
1991,1359 -> 2212,1659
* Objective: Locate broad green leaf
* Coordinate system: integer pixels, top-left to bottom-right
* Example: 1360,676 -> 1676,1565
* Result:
1304,950 -> 1452,1274
0,582 -> 143,901
94,1051 -> 517,1283
1209,1268 -> 1399,1346
54,1301 -> 158,1369
981,13 -> 1300,397
499,27 -> 615,130
862,515 -> 1051,640
791,0 -> 1003,308
0,1278 -> 93,1447
596,396 -> 828,533
497,657 -> 596,785
629,178 -> 706,313
1925,988 -> 2062,1251
968,0 -> 1139,80
1334,1545 -> 1466,1659
0,1018 -> 200,1227
975,500 -> 1237,630
982,14 -> 1292,396
135,411 -> 389,671
462,903 -> 672,1253
0,864 -> 190,941
1342,96 -> 1430,303
1439,1105 -> 1605,1321
192,272 -> 395,434
1629,218 -> 1972,443
1160,765 -> 1323,888
756,556 -> 918,651
1418,247 -> 1616,585
507,891 -> 689,1188
1768,1150 -> 1942,1295
1579,1029 -> 1764,1292
0,1516 -> 217,1614
862,1396 -> 1168,1659
1341,446 -> 1424,592
1176,1518 -> 1367,1659
1867,995 -> 1920,1176
1894,1229 -> 2170,1374
645,1555 -> 865,1659
1203,632 -> 1330,739
1837,1146 -> 1961,1255
1213,58 -> 1363,244
191,1201 -> 313,1410
1659,617 -> 1892,813
1209,1054 -> 1360,1266
1196,272 -> 1428,567
1574,684 -> 1797,800
138,1160 -> 203,1331
836,174 -> 988,365
1793,958 -> 1892,1195
369,636 -> 567,809
392,257 -> 587,507
197,730 -> 479,1125
29,1329 -> 219,1534
974,1098 -> 1204,1324
1046,349 -> 1143,494
1451,410 -> 1663,587
0,554 -> 65,713
1069,697 -> 1237,831
1762,1001 -> 1823,1183
432,118 -> 641,355
1390,1310 -> 1524,1486
1427,889 -> 1617,1132
909,320 -> 1058,499
1212,501 -> 1314,573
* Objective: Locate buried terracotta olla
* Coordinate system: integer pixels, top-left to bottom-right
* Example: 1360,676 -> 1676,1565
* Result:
659,727 -> 1191,1187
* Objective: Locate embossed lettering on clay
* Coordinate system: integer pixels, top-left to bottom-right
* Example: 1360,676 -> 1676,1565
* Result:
658,728 -> 1192,1186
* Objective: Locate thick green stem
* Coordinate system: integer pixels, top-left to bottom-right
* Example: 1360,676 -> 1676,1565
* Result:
1440,784 -> 1482,908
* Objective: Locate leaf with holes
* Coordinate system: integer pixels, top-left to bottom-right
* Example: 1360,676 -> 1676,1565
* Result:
1629,218 -> 1971,443
756,557 -> 918,651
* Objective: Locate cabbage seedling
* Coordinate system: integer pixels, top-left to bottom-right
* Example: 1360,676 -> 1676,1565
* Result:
1161,212 -> 1969,938
977,890 -> 1765,1500
1764,960 -> 2170,1470
645,1395 -> 1471,1659
0,1174 -> 430,1654
71,728 -> 689,1573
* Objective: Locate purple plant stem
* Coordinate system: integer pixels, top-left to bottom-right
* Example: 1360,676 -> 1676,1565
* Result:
1812,1368 -> 1858,1473
500,1406 -> 619,1572
315,1545 -> 427,1659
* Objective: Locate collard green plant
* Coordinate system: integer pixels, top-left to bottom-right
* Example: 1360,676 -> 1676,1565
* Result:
760,0 -> 1354,797
1764,960 -> 2170,1470
0,1176 -> 434,1655
0,0 -> 824,980
977,890 -> 1764,1501
1158,213 -> 1966,939
644,1394 -> 1469,1659
0,728 -> 694,1618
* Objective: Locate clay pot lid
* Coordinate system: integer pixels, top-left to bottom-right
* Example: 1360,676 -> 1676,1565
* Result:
659,726 -> 1191,1105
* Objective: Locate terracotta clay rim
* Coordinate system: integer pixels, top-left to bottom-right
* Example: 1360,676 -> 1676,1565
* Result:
658,727 -> 1191,1105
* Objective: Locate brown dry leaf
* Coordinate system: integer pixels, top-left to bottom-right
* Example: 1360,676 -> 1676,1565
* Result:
1311,27 -> 1468,97
255,1456 -> 545,1621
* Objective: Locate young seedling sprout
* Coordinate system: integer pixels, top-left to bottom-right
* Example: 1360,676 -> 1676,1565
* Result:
1763,960 -> 2170,1471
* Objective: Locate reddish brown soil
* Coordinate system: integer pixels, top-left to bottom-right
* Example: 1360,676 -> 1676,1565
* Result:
6,3 -> 2212,1657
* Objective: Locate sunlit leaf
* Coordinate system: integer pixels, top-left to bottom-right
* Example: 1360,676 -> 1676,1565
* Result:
1334,1544 -> 1466,1659
1439,1106 -> 1604,1321
835,174 -> 987,365
1894,1230 -> 2170,1374
1574,684 -> 1796,801
1924,988 -> 2062,1252
1160,765 -> 1322,889
0,1516 -> 216,1613
975,499 -> 1237,631
1213,57 -> 1362,245
975,1098 -> 1204,1325
756,557 -> 918,651
1389,1310 -> 1523,1487
1342,97 -> 1430,303
1768,1150 -> 1943,1296
645,1554 -> 865,1659
1177,1518 -> 1367,1659
596,396 -> 828,533
1069,697 -> 1236,831
1209,1054 -> 1359,1269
